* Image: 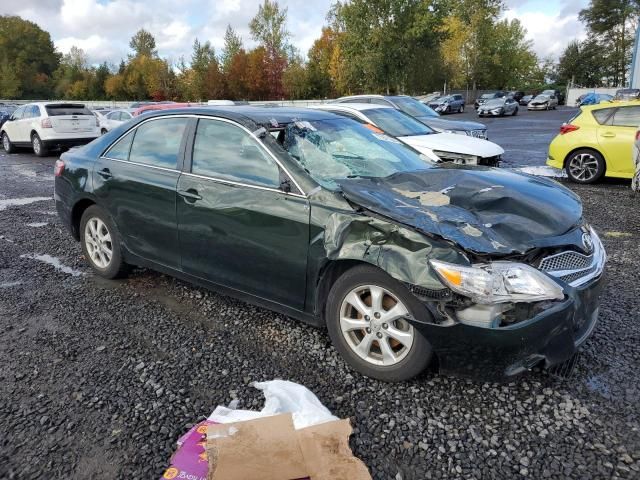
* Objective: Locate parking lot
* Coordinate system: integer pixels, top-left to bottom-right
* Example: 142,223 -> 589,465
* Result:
1,108 -> 639,479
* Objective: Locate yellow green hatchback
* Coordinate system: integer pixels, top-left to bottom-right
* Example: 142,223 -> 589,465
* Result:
547,100 -> 640,183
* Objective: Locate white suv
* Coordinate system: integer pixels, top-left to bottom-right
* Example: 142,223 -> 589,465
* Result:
1,102 -> 100,156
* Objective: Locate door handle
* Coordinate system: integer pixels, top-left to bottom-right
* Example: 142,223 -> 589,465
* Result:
601,132 -> 615,138
97,168 -> 112,179
178,189 -> 202,202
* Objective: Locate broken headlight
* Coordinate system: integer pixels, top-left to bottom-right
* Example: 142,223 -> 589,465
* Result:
429,259 -> 564,305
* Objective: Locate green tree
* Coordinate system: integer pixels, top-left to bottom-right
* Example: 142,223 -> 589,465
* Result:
0,15 -> 60,98
579,0 -> 640,86
129,28 -> 157,58
220,25 -> 243,74
249,0 -> 290,99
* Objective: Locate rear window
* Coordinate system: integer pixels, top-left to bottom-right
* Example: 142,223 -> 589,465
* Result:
45,104 -> 93,116
592,108 -> 615,125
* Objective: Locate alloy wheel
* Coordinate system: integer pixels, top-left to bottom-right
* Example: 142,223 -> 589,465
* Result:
569,153 -> 600,182
339,284 -> 415,366
2,134 -> 9,151
84,217 -> 113,269
32,136 -> 40,155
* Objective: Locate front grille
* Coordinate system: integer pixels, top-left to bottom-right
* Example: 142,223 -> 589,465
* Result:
539,251 -> 592,272
538,237 -> 605,287
468,129 -> 487,139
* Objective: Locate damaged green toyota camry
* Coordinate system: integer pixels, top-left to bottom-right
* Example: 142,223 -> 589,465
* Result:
55,107 -> 606,382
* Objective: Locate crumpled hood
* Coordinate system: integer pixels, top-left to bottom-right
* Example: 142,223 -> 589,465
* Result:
337,167 -> 583,255
399,133 -> 504,158
416,116 -> 486,132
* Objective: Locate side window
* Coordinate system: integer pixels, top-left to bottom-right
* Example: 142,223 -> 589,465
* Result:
191,119 -> 280,189
123,112 -> 132,120
107,112 -> 118,120
30,106 -> 41,118
129,117 -> 188,169
12,106 -> 25,119
611,106 -> 640,127
344,98 -> 370,104
105,130 -> 134,160
592,108 -> 615,125
370,98 -> 390,106
22,106 -> 33,119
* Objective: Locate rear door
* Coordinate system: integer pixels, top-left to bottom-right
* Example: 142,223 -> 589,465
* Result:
4,106 -> 25,142
45,104 -> 96,135
94,116 -> 191,268
598,105 -> 640,174
16,105 -> 35,142
177,117 -> 310,309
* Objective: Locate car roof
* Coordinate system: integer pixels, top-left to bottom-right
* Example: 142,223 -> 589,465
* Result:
135,105 -> 339,127
581,99 -> 640,110
314,103 -> 392,112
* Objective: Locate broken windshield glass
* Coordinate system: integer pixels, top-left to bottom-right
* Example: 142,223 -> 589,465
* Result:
282,118 -> 431,190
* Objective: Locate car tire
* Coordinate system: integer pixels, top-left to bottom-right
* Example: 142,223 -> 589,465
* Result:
2,132 -> 15,153
325,264 -> 433,382
80,205 -> 129,279
459,105 -> 464,113
31,133 -> 48,157
565,149 -> 605,184
512,107 -> 518,116
101,128 -> 108,135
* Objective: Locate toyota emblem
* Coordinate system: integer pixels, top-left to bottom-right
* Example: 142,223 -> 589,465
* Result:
582,232 -> 594,253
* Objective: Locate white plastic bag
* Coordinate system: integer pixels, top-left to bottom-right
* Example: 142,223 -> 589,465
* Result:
207,380 -> 337,429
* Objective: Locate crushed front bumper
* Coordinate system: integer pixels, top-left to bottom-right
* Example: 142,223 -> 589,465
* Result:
414,273 -> 605,381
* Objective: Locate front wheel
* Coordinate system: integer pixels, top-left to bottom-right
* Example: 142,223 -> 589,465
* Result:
2,132 -> 15,153
101,128 -> 108,135
565,149 -> 605,184
32,133 -> 48,157
459,105 -> 464,113
326,265 -> 433,382
512,107 -> 518,116
80,205 -> 129,278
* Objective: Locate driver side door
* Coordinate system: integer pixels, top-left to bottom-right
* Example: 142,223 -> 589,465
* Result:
177,117 -> 310,310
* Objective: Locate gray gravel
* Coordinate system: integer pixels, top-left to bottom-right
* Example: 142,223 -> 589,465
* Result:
0,145 -> 639,479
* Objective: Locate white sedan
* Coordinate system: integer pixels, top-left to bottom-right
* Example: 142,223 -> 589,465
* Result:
313,103 -> 504,166
99,109 -> 135,134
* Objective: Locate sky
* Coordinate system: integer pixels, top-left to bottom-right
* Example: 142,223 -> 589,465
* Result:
0,0 -> 589,66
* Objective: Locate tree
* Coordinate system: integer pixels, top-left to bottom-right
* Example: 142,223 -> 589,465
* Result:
226,49 -> 250,99
557,39 -> 609,87
579,0 -> 640,86
282,52 -> 308,99
0,15 -> 60,98
307,27 -> 338,98
221,25 -> 243,74
129,28 -> 157,58
249,0 -> 290,99
188,38 -> 218,100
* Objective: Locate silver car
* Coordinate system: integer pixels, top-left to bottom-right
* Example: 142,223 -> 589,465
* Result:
477,97 -> 519,117
528,94 -> 558,111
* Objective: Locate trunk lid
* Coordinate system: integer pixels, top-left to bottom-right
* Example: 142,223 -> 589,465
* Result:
45,104 -> 97,134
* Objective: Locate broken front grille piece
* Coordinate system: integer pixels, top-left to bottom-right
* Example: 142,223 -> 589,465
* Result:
538,245 -> 605,287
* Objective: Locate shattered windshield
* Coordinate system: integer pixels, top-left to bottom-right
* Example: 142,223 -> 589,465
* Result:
282,118 -> 431,190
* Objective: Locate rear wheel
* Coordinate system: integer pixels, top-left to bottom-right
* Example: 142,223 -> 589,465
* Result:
2,132 -> 15,153
31,133 -> 48,157
326,264 -> 433,382
80,205 -> 129,279
565,149 -> 605,184
101,128 -> 108,135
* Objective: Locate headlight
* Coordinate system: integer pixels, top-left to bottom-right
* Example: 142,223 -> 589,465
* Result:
429,259 -> 564,304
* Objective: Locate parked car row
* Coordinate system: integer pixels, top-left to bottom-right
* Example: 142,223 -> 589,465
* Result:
52,105 -> 606,383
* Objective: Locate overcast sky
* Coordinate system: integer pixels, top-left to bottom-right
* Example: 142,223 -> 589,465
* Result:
1,0 -> 589,66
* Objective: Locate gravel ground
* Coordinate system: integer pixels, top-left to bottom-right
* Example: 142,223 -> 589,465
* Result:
0,146 -> 639,480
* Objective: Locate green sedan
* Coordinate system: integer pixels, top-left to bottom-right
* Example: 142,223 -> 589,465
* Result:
54,107 -> 605,382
